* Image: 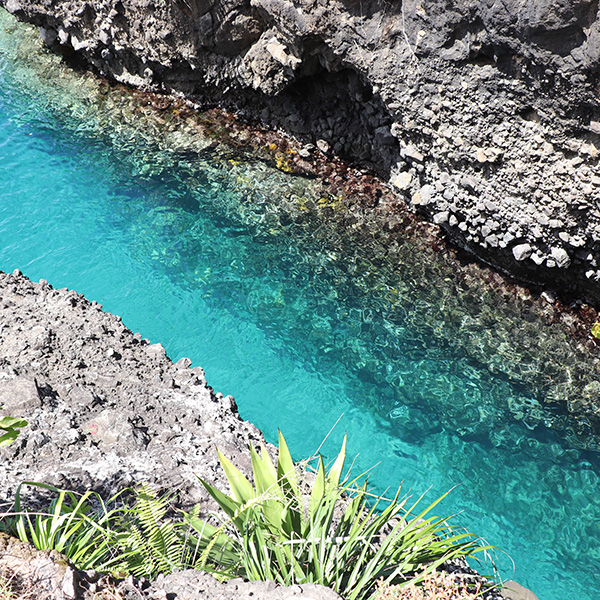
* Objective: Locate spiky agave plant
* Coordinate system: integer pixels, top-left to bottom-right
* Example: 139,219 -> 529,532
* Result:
184,431 -> 489,600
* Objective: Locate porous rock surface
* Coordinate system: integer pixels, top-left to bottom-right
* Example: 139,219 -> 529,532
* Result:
0,532 -> 78,600
3,0 -> 600,302
0,268 -> 265,506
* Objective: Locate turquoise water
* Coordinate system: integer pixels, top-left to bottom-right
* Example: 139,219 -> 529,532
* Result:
2,10 -> 600,600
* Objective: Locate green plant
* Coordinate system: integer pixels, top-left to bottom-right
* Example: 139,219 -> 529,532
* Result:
0,413 -> 27,448
0,432 -> 491,597
100,484 -> 193,579
2,482 -> 194,579
184,431 -> 488,600
4,482 -> 113,569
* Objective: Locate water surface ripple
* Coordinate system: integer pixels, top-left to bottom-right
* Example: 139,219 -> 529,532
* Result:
1,10 -> 599,600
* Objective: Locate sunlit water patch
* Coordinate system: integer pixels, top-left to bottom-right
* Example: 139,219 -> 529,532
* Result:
1,9 -> 600,600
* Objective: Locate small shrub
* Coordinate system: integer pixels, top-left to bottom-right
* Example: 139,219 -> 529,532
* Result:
100,484 -> 193,579
3,482 -> 114,569
2,482 -> 192,579
184,431 -> 489,600
0,413 -> 27,448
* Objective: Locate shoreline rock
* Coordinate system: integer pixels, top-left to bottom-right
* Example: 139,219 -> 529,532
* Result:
2,0 -> 600,302
0,269 -> 509,600
0,270 -> 265,508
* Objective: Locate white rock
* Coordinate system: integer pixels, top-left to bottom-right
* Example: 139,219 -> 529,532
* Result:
433,211 -> 449,225
266,37 -> 301,68
5,0 -> 21,12
316,139 -> 329,153
512,243 -> 533,261
590,121 -> 600,135
390,171 -> 412,191
419,184 -> 435,204
550,247 -> 571,268
402,144 -> 424,162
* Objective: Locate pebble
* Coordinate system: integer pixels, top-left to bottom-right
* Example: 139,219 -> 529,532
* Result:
550,247 -> 571,268
316,139 -> 329,153
402,144 -> 424,162
433,211 -> 449,225
390,171 -> 412,191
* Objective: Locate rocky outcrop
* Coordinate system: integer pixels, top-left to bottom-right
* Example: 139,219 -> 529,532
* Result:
0,532 -> 78,600
3,0 -> 600,302
0,269 -> 265,506
0,269 -> 510,600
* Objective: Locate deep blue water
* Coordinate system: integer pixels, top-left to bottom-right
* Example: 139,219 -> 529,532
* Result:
1,10 -> 600,600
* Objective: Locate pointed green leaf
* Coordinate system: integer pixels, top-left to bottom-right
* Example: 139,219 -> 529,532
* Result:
0,430 -> 19,447
276,430 -> 301,506
260,445 -> 279,488
326,434 -> 347,490
262,499 -> 285,535
308,457 -> 326,519
186,515 -> 219,538
250,444 -> 279,496
0,416 -> 28,429
218,449 -> 255,504
199,478 -> 241,520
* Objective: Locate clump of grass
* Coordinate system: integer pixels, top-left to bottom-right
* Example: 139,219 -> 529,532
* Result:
373,568 -> 483,600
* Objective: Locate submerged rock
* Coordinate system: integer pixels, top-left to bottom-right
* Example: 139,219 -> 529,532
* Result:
2,0 -> 600,301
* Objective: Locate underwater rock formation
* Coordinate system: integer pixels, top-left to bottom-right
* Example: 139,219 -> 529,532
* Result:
3,0 -> 600,301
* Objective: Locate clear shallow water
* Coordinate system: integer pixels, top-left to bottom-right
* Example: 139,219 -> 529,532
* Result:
1,10 -> 600,600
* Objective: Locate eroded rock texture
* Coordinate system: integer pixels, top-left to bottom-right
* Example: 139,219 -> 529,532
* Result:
2,0 -> 600,300
0,270 -> 265,507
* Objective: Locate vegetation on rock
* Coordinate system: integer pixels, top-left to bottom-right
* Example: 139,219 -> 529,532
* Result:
0,412 -> 26,448
0,432 -> 492,599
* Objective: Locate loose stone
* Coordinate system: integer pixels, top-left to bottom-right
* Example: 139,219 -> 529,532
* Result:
512,243 -> 533,262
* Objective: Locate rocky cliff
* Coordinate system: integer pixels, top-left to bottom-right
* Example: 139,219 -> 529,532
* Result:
3,0 -> 600,302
